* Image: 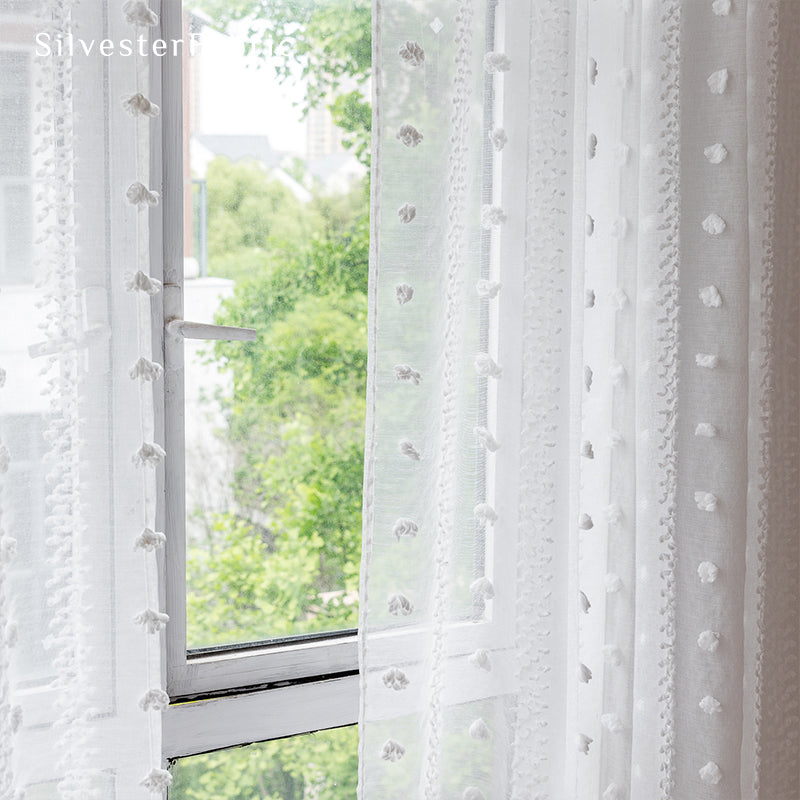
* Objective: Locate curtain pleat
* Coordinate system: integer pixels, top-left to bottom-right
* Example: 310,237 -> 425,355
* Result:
359,1 -> 800,798
0,0 -> 167,796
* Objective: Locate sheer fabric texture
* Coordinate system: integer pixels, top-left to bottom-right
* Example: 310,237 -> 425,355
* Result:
359,1 -> 800,799
0,0 -> 166,797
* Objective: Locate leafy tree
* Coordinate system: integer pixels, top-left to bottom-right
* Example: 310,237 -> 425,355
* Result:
169,726 -> 359,800
172,2 -> 372,795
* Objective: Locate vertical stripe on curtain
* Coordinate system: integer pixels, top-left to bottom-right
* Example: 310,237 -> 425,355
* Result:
0,0 -> 167,796
358,1 -> 800,798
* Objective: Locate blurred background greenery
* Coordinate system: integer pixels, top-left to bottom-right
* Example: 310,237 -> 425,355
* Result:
170,0 -> 370,795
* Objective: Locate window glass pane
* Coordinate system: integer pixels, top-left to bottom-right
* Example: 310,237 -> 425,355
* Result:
182,2 -> 369,649
169,726 -> 358,800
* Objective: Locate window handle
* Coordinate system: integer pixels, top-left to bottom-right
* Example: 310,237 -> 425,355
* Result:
166,319 -> 256,342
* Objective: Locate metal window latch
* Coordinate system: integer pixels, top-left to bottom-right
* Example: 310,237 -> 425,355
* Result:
166,320 -> 256,342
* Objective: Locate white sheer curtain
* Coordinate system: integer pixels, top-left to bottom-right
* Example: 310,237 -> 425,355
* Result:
359,1 -> 800,798
0,0 -> 167,796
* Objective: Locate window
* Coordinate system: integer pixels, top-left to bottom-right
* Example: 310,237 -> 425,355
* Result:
157,1 -> 367,786
155,2 -> 504,792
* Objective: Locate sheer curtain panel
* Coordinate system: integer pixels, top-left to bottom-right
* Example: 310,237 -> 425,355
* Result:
0,0 -> 167,797
359,1 -> 800,799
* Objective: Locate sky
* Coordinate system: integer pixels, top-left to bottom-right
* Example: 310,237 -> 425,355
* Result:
195,20 -> 307,156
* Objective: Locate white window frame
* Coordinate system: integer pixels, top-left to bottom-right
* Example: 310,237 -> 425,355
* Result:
151,0 -> 359,762
152,0 -> 518,767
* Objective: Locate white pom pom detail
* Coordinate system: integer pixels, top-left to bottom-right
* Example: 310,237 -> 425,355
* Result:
398,40 -> 425,67
470,576 -> 495,600
134,528 -> 166,551
609,361 -> 627,385
476,280 -> 502,298
129,357 -> 164,382
387,593 -> 414,616
474,427 -> 500,452
695,353 -> 719,369
600,713 -> 623,734
392,518 -> 418,540
382,667 -> 410,691
697,630 -> 721,652
489,127 -> 507,151
484,52 -> 511,73
122,92 -> 160,117
474,353 -> 502,379
605,573 -> 623,593
125,270 -> 162,295
578,663 -> 592,683
695,422 -> 718,437
394,364 -> 422,385
577,733 -> 593,754
706,68 -> 729,94
398,203 -> 416,224
126,181 -> 160,207
0,445 -> 10,475
399,440 -> 421,461
712,0 -> 731,16
697,561 -> 720,583
603,644 -> 622,666
704,142 -> 728,164
132,442 -> 166,468
694,491 -> 718,512
0,536 -> 17,563
139,689 -> 170,711
603,783 -> 623,800
699,762 -> 722,784
699,285 -> 722,307
396,124 -> 423,148
702,213 -> 726,235
481,205 -> 507,229
469,718 -> 490,740
123,0 -> 158,26
469,648 -> 492,671
134,609 -> 169,633
578,513 -> 594,530
396,283 -> 414,305
611,288 -> 629,310
699,695 -> 722,714
463,789 -> 486,800
380,739 -> 405,762
474,504 -> 498,525
140,768 -> 173,791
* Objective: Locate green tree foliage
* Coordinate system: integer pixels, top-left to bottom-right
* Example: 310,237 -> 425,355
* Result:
172,1 -> 372,794
177,168 -> 367,799
169,726 -> 359,800
188,170 -> 368,644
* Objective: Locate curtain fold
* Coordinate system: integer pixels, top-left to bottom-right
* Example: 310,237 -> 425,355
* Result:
0,0 -> 167,796
358,1 -> 800,798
